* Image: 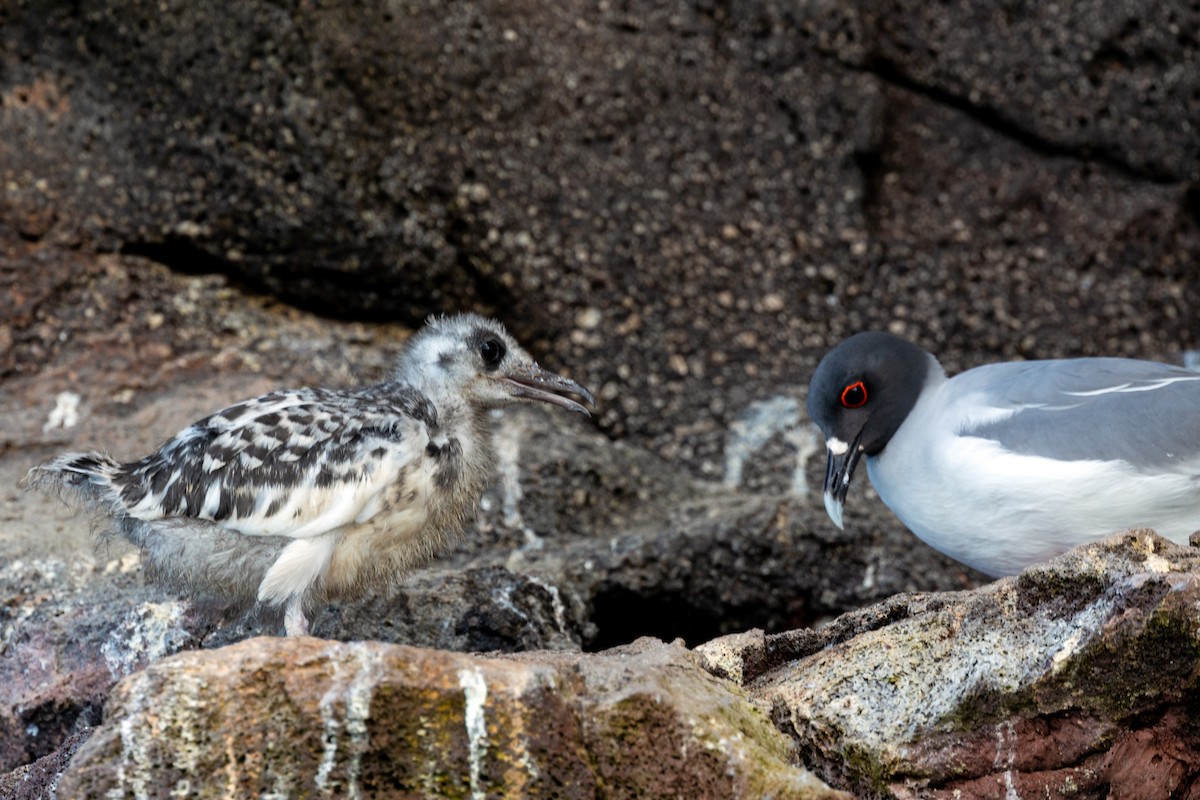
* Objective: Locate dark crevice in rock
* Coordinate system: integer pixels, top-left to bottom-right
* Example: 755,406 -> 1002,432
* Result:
1184,185 -> 1200,232
441,217 -> 522,333
861,56 -> 1184,186
16,700 -> 102,766
581,576 -> 826,654
116,218 -> 526,333
852,141 -> 888,247
117,236 -> 430,325
119,236 -> 235,278
585,585 -> 737,652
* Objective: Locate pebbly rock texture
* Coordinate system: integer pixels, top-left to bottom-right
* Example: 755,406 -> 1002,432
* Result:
1,0 -> 1197,482
0,730 -> 92,800
58,636 -> 847,800
700,530 -> 1200,799
845,0 -> 1200,183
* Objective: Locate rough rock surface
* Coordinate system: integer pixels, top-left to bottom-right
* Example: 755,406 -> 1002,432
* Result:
59,637 -> 846,800
42,531 -> 1200,800
0,730 -> 91,800
1,0 -> 1196,478
1,0 -> 1198,796
701,531 -> 1200,799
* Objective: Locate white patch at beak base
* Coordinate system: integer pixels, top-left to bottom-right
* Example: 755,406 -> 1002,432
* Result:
826,437 -> 849,456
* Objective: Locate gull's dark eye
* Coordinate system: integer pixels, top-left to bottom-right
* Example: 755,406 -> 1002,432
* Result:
840,380 -> 868,409
480,338 -> 506,368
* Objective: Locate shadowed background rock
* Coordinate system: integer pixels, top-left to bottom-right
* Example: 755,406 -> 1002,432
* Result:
1,0 -> 1198,796
2,0 -> 1197,462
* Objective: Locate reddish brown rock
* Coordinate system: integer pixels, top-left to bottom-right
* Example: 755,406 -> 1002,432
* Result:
0,730 -> 92,800
41,532 -> 1200,799
59,637 -> 845,800
711,532 -> 1200,799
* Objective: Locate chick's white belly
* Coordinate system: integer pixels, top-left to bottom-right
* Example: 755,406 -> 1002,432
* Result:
867,432 -> 1200,577
323,460 -> 450,593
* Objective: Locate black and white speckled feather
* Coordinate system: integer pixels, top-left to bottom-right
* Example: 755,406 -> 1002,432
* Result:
23,314 -> 594,636
114,385 -> 438,534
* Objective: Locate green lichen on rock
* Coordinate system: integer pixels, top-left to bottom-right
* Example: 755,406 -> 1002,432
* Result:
752,534 -> 1200,797
1031,590 -> 1200,720
59,637 -> 846,799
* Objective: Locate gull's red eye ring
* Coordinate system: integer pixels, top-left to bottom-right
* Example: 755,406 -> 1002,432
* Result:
840,380 -> 868,409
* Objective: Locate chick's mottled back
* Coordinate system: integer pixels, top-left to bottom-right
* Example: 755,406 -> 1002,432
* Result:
23,314 -> 594,636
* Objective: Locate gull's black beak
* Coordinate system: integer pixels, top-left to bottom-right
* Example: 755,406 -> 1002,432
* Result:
502,364 -> 596,417
822,433 -> 865,530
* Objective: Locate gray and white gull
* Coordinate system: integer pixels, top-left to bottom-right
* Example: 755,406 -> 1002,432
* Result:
808,332 -> 1200,577
23,313 -> 594,636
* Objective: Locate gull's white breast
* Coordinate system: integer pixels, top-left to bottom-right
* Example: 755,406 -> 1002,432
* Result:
867,378 -> 1200,576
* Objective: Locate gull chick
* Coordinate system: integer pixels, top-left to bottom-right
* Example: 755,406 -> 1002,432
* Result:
23,314 -> 594,636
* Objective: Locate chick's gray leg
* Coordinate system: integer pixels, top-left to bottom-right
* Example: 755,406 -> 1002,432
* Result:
257,535 -> 336,637
284,595 -> 310,637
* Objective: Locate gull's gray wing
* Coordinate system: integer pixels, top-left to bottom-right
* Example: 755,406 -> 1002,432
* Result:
957,357 -> 1200,470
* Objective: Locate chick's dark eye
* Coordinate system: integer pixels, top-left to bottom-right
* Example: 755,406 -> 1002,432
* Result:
840,380 -> 868,409
479,338 -> 506,367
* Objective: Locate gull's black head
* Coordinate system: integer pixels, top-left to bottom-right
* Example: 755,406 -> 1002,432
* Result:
807,331 -> 935,529
397,313 -> 595,416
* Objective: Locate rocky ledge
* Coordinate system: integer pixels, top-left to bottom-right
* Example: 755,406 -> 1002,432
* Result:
8,530 -> 1193,799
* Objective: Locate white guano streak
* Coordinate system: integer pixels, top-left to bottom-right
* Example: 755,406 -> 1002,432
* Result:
993,720 -> 1021,800
315,644 -> 382,800
43,391 -> 81,432
459,668 -> 490,800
